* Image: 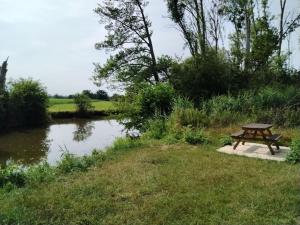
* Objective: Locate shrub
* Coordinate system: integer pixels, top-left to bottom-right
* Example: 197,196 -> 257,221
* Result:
286,139 -> 300,164
145,118 -> 167,139
121,83 -> 175,131
0,164 -> 27,188
8,78 -> 48,127
26,162 -> 56,185
183,127 -> 209,145
74,93 -> 94,115
57,153 -> 94,174
170,51 -> 244,102
220,136 -> 233,146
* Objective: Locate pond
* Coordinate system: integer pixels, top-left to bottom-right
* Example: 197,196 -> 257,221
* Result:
0,119 -> 125,166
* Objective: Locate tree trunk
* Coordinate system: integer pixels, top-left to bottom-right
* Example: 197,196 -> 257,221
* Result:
136,0 -> 159,83
278,0 -> 287,57
244,1 -> 252,70
199,0 -> 207,54
0,57 -> 8,92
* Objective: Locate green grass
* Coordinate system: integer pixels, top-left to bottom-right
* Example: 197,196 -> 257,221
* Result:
48,98 -> 115,113
0,129 -> 299,225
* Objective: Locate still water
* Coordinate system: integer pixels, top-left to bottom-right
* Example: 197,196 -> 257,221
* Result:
0,119 -> 125,166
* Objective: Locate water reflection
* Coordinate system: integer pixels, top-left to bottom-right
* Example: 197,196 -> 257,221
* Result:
0,119 -> 125,166
0,127 -> 51,165
73,121 -> 95,142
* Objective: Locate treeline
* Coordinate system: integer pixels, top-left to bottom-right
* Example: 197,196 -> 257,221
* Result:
51,90 -> 122,101
94,0 -> 300,101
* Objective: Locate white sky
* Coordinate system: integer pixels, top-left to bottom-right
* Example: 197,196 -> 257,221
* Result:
0,0 -> 299,95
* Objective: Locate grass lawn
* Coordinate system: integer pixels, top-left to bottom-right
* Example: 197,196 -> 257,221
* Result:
48,98 -> 115,113
0,135 -> 299,225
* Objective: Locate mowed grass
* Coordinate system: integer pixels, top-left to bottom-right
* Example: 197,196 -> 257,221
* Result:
0,141 -> 299,225
48,98 -> 115,112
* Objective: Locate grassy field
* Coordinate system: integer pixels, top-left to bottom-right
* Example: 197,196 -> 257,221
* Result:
48,98 -> 115,113
0,128 -> 299,225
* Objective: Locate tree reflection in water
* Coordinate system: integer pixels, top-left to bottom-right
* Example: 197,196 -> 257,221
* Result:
73,121 -> 95,142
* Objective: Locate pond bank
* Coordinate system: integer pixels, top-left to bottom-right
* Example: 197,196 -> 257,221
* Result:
49,109 -> 120,119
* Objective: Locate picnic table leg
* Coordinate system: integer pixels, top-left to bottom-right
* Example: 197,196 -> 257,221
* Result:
259,130 -> 275,155
267,144 -> 275,155
233,140 -> 241,150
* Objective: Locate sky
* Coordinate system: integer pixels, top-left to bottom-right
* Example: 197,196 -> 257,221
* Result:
0,0 -> 299,96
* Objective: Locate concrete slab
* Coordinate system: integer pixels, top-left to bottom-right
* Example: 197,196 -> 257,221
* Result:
217,142 -> 290,161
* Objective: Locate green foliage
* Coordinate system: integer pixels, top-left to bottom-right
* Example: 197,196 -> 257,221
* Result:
170,51 -> 243,101
57,153 -> 94,174
0,164 -> 26,188
9,78 -> 49,127
183,127 -> 209,145
82,89 -> 109,100
74,93 -> 94,115
200,86 -> 300,127
107,137 -> 144,153
220,135 -> 233,146
121,83 -> 175,131
169,108 -> 208,129
25,162 -> 56,185
286,139 -> 300,163
145,118 -> 167,139
172,96 -> 194,110
94,0 -> 161,86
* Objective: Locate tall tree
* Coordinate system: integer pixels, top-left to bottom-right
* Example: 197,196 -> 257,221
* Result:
94,0 -> 159,87
222,0 -> 255,69
0,57 -> 8,92
278,0 -> 287,56
166,0 -> 207,56
207,0 -> 224,52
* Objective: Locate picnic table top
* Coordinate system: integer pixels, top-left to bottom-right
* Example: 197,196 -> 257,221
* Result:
242,123 -> 273,130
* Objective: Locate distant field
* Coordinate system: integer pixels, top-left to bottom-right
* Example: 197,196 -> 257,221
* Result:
48,98 -> 115,113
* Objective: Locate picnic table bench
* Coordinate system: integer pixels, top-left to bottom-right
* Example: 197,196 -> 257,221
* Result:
231,123 -> 281,155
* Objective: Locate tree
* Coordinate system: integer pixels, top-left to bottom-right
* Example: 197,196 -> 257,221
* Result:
94,0 -> 160,87
82,90 -> 94,99
0,57 -> 9,92
278,0 -> 287,57
74,93 -> 94,115
221,0 -> 255,69
95,90 -> 109,100
207,0 -> 224,52
166,0 -> 207,56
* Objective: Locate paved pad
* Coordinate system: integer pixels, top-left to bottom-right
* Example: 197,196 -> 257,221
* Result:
217,142 -> 290,161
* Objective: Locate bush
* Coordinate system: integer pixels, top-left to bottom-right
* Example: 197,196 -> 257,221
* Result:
220,136 -> 233,146
57,153 -> 94,174
0,164 -> 27,188
26,162 -> 56,185
183,127 -> 209,145
170,50 -> 244,102
121,83 -> 175,131
74,93 -> 94,115
145,118 -> 167,139
9,79 -> 48,127
286,139 -> 300,164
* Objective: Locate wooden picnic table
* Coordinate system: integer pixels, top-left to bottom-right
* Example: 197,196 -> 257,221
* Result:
231,123 -> 281,155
